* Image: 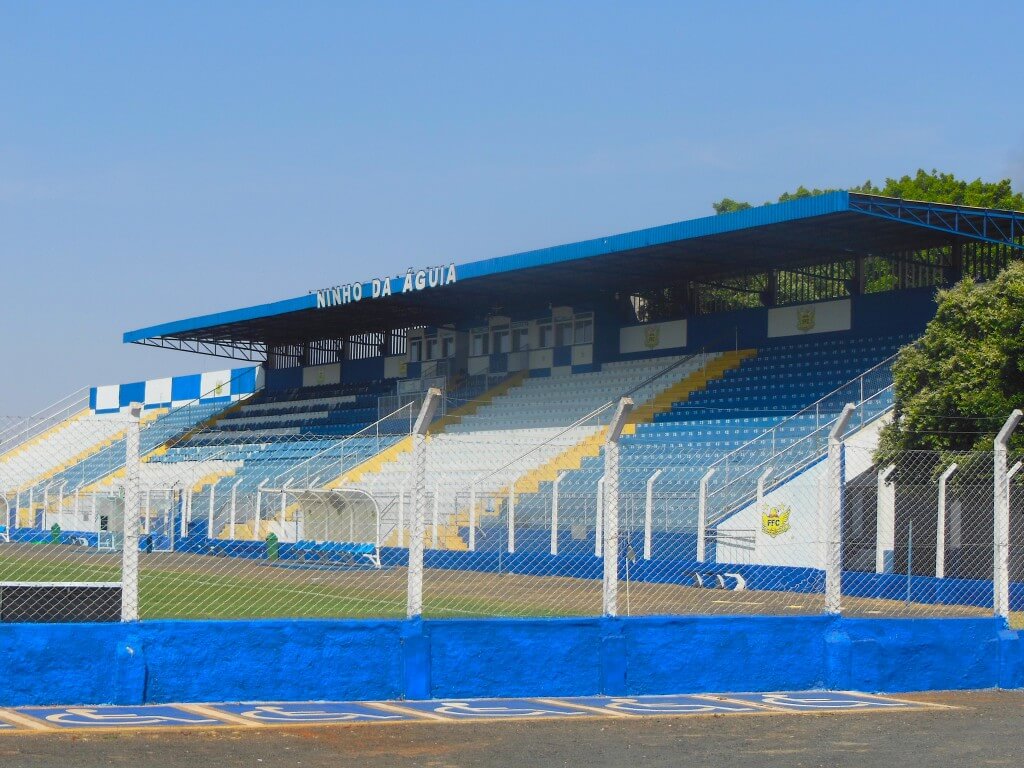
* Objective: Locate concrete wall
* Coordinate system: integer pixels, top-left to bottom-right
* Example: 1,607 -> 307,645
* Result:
0,615 -> 1019,707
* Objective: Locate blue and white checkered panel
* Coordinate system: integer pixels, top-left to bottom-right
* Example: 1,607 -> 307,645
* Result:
90,367 -> 262,414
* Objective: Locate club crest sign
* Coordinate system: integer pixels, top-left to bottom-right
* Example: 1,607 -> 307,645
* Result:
644,327 -> 660,349
761,505 -> 791,537
796,307 -> 816,332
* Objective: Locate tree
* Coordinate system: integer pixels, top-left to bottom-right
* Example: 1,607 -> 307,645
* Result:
711,197 -> 751,215
876,260 -> 1024,460
712,169 -> 1024,214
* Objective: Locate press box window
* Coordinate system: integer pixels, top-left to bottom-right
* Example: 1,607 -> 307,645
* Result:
471,331 -> 489,356
493,328 -> 511,354
441,336 -> 455,358
555,321 -> 573,347
409,339 -> 423,363
574,317 -> 593,345
426,338 -> 439,360
512,327 -> 529,352
538,324 -> 553,348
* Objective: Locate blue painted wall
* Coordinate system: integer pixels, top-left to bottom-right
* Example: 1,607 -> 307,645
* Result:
0,615 -> 1019,707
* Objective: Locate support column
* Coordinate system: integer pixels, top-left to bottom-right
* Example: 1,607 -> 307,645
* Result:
697,468 -> 715,563
936,463 -> 958,578
603,397 -> 634,618
121,404 -> 142,622
994,410 -> 1022,619
643,469 -> 662,561
551,472 -> 564,556
407,388 -> 441,619
875,464 -> 896,574
825,404 -> 855,615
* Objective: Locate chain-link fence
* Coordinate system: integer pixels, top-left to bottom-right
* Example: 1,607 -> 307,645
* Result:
2,370 -> 1022,625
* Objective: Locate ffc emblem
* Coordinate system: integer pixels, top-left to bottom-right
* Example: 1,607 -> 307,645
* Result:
644,327 -> 661,349
761,505 -> 791,537
796,307 -> 816,332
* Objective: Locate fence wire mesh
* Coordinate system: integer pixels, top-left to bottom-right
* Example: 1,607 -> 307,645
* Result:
842,447 -> 1005,618
2,359 -> 1021,625
0,394 -> 134,622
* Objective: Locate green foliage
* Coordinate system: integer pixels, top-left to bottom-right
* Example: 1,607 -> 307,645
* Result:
711,197 -> 752,215
877,260 -> 1024,461
713,169 -> 1024,214
850,170 -> 1024,210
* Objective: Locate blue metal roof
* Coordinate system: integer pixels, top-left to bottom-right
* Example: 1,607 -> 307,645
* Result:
123,192 -> 1024,358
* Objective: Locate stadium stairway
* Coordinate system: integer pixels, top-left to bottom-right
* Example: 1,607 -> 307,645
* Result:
344,351 -> 744,550
453,349 -> 753,533
484,334 -> 911,557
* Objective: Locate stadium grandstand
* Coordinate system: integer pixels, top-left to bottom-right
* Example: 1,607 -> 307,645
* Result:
2,190 -> 1023,620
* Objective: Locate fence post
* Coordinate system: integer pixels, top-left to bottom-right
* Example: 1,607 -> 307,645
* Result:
551,472 -> 564,556
507,485 -> 516,554
643,469 -> 662,561
603,397 -> 634,618
181,489 -> 191,540
757,466 -> 774,507
936,462 -> 958,578
121,403 -> 142,622
432,481 -> 440,549
875,464 -> 896,574
207,480 -> 218,540
280,478 -> 293,526
254,479 -> 267,541
468,485 -> 475,552
697,467 -> 715,563
407,388 -> 441,619
398,489 -> 406,548
595,476 -> 605,557
825,403 -> 855,615
994,409 -> 1022,619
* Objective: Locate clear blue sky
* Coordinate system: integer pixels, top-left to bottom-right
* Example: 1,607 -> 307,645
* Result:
2,1 -> 1022,415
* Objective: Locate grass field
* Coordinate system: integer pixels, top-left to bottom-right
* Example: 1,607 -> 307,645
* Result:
0,541 -> 1005,622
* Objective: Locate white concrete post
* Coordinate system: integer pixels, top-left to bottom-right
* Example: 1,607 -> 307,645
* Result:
994,409 -> 1022,619
551,472 -> 565,556
279,478 -> 293,525
825,403 -> 856,615
875,464 -> 896,574
697,467 -> 715,563
57,482 -> 65,529
207,480 -> 218,539
254,479 -> 268,540
92,492 -> 98,534
398,489 -> 406,548
936,463 -> 958,578
595,476 -> 605,557
757,466 -> 774,507
603,397 -> 634,617
229,479 -> 241,539
408,388 -> 441,618
181,489 -> 191,539
121,403 -> 142,622
432,481 -> 440,549
468,485 -> 476,552
507,484 -> 516,554
643,469 -> 663,560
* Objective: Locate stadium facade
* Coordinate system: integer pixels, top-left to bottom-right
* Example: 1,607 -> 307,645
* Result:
3,192 -> 1024,705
